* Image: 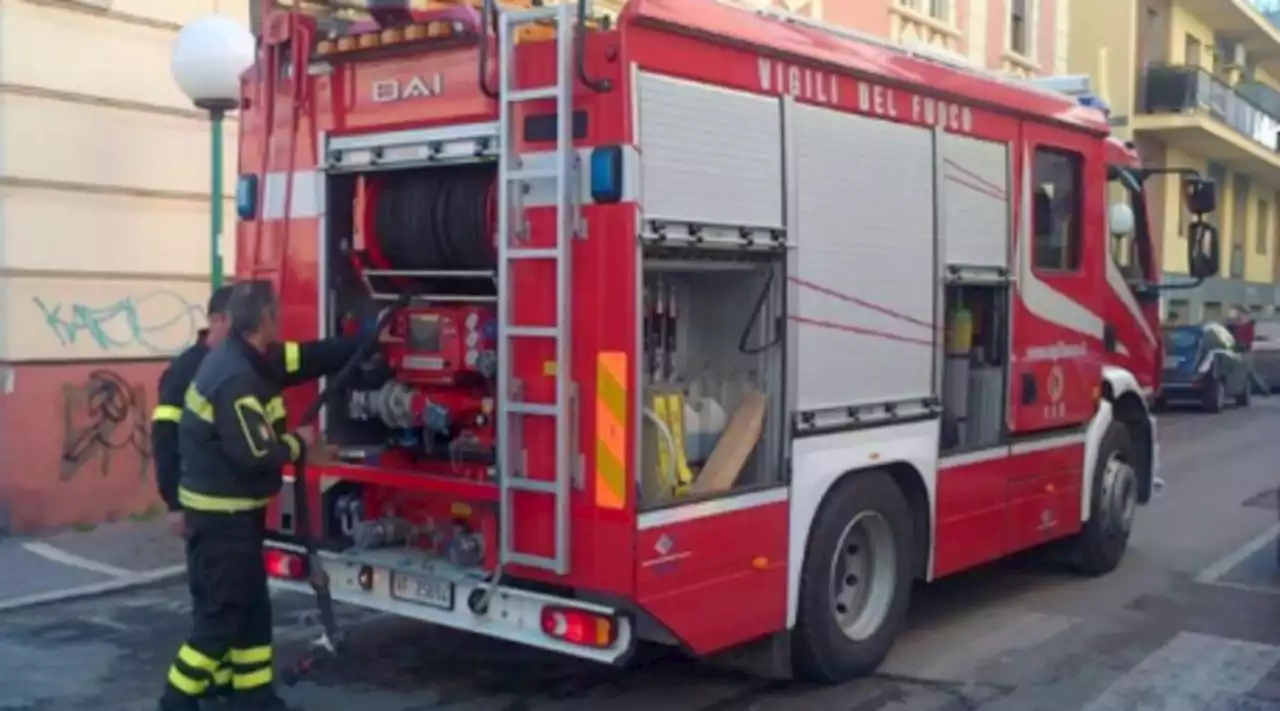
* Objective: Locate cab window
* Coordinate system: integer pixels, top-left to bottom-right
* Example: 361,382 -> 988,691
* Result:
1032,148 -> 1083,271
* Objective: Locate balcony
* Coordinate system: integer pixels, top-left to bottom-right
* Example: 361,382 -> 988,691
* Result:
1178,0 -> 1280,73
1135,65 -> 1280,180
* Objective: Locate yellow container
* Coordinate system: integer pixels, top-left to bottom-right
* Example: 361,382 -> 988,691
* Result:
948,304 -> 973,355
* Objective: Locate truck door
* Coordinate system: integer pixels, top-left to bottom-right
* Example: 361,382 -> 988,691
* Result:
1005,124 -> 1106,551
1009,124 -> 1107,435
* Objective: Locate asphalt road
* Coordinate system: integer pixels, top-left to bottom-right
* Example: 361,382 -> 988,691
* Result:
6,402 -> 1280,711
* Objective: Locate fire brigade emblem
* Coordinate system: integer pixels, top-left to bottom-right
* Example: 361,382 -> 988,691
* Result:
1047,365 -> 1065,403
1044,365 -> 1066,419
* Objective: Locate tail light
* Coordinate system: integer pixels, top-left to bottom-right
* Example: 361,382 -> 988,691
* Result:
264,549 -> 308,580
540,606 -> 618,649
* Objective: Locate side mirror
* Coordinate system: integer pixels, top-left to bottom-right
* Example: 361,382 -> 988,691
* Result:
1185,177 -> 1217,215
1187,220 -> 1221,280
1108,202 -> 1135,237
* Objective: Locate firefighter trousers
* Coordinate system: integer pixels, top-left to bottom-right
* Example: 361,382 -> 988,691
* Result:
160,509 -> 280,710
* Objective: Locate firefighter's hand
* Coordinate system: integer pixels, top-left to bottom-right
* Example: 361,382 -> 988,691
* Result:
166,512 -> 185,538
305,441 -> 339,466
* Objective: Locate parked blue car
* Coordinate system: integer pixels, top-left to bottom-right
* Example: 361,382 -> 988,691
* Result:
1158,322 -> 1251,413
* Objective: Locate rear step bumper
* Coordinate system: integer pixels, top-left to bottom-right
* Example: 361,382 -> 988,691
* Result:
263,541 -> 635,665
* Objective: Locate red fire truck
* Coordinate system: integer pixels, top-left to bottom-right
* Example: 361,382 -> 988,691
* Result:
240,0 -> 1222,682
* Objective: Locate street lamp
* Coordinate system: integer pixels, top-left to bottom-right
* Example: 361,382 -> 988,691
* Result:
170,15 -> 255,292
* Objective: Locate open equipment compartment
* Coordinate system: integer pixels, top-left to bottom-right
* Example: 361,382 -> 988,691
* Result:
309,142 -> 505,563
940,268 -> 1011,453
637,249 -> 788,508
631,70 -> 791,510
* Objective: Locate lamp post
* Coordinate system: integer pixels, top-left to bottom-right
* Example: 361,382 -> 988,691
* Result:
170,16 -> 255,292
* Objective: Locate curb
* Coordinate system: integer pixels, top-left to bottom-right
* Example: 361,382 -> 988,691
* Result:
0,564 -> 187,614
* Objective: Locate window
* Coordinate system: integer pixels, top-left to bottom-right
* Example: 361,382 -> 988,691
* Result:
1185,35 -> 1202,67
1009,0 -> 1030,56
1231,173 -> 1250,277
1033,148 -> 1082,271
899,0 -> 950,22
1257,199 -> 1271,255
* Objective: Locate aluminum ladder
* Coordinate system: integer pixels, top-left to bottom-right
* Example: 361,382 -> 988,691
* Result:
494,1 -> 579,576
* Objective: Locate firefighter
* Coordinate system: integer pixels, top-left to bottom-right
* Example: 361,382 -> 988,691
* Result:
158,280 -> 357,711
151,284 -> 236,703
153,285 -> 235,537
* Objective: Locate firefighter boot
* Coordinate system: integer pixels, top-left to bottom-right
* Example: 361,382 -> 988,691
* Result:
232,689 -> 305,711
156,688 -> 200,711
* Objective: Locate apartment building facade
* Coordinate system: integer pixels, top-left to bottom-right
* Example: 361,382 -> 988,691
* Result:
1071,0 -> 1280,322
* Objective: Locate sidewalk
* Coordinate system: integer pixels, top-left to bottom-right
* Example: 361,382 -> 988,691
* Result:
0,517 -> 187,613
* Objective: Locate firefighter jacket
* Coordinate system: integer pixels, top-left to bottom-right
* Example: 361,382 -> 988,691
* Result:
151,331 -> 213,511
175,333 -> 360,513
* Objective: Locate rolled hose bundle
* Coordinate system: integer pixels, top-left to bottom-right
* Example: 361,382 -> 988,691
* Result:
372,164 -> 497,272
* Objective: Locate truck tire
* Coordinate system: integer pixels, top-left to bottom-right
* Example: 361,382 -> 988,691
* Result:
792,470 -> 913,684
1069,421 -> 1137,576
1203,378 -> 1225,413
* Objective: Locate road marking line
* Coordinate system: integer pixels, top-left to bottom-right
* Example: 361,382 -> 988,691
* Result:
21,541 -> 134,578
0,564 -> 187,614
1082,631 -> 1280,711
1195,522 -> 1280,584
1198,580 -> 1280,598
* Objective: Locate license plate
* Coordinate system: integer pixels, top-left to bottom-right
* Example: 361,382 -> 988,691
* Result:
390,572 -> 455,610
1164,356 -> 1181,368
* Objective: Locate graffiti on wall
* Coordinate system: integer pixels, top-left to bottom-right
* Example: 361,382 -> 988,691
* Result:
59,370 -> 153,483
33,291 -> 205,356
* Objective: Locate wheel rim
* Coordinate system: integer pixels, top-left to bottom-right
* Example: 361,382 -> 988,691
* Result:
1100,452 -> 1138,535
828,511 -> 897,642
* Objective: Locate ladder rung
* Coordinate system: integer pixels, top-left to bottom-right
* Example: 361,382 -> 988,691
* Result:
508,248 -> 559,260
504,6 -> 561,25
508,402 -> 556,416
507,167 -> 558,182
508,478 -> 556,493
507,325 -> 559,338
507,87 -> 559,102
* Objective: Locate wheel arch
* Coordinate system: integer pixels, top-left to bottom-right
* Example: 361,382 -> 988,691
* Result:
786,419 -> 939,628
1092,366 -> 1155,524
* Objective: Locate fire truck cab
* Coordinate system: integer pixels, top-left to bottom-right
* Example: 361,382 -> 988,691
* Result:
242,0 -> 1221,683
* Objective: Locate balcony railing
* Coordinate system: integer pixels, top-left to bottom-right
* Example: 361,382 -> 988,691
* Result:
1139,65 -> 1280,154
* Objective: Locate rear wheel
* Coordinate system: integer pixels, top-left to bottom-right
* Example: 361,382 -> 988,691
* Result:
792,470 -> 913,683
1203,378 -> 1225,413
1069,421 -> 1137,576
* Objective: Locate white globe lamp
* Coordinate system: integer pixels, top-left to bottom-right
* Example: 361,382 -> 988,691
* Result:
171,15 -> 255,112
170,15 -> 255,292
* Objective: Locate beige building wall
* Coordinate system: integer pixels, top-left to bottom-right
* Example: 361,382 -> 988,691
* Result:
0,0 -> 245,362
0,0 -> 249,533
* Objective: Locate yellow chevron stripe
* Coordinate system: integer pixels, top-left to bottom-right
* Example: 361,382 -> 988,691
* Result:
595,352 -> 628,510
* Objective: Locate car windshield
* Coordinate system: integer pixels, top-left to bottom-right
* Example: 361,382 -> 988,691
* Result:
1163,327 -> 1202,353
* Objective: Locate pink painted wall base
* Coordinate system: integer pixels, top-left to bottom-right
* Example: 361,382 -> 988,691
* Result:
0,360 -> 166,534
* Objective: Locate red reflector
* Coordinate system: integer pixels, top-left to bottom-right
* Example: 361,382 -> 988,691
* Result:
540,606 -> 617,649
263,549 -> 307,580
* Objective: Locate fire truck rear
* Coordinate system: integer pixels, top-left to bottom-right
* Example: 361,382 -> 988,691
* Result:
240,0 -> 1223,682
